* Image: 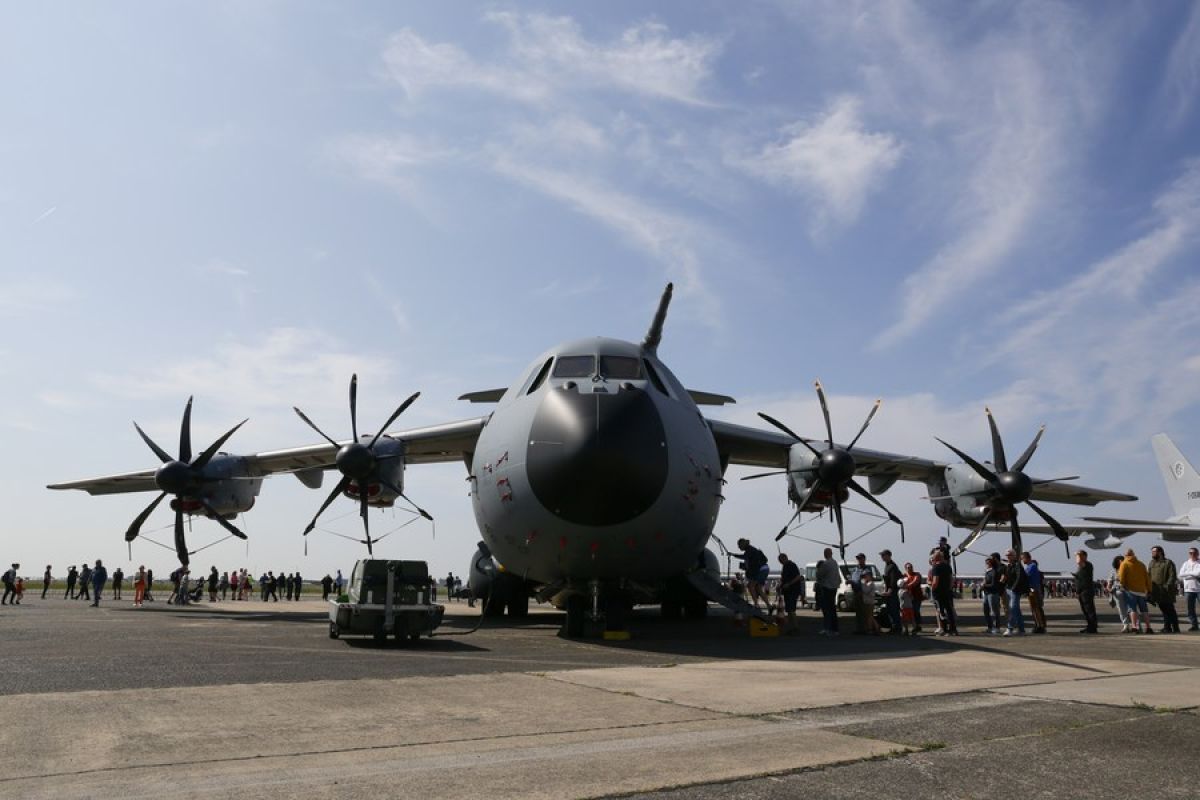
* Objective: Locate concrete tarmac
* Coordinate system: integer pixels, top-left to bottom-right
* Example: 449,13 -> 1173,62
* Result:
1,596 -> 1196,798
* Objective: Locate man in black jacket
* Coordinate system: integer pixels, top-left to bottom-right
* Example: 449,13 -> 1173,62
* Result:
730,538 -> 770,611
880,549 -> 903,634
1074,550 -> 1098,633
64,565 -> 78,599
1004,549 -> 1028,636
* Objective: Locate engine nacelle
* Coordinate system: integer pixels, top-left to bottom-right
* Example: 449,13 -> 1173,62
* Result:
1084,533 -> 1123,550
342,437 -> 406,507
785,443 -> 847,511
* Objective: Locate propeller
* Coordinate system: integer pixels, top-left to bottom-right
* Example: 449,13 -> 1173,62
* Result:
937,408 -> 1071,556
293,374 -> 430,555
125,397 -> 249,566
754,380 -> 903,551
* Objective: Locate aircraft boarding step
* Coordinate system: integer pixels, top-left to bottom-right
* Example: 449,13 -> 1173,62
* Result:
685,570 -> 773,623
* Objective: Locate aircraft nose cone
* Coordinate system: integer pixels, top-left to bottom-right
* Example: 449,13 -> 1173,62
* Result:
336,443 -> 375,480
996,471 -> 1032,503
154,461 -> 191,495
527,388 -> 668,526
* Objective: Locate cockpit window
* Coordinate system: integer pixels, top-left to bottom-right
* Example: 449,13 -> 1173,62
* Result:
525,357 -> 553,395
599,356 -> 642,380
551,355 -> 596,378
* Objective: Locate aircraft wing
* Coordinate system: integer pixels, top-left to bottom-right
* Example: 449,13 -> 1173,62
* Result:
47,417 -> 487,496
984,521 -> 1200,538
707,418 -> 1136,505
708,418 -> 945,480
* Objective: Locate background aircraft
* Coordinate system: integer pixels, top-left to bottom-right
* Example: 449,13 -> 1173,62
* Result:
49,285 -> 1141,635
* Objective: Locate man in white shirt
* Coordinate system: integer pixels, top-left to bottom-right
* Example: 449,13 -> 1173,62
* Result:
1179,546 -> 1200,632
815,548 -> 841,637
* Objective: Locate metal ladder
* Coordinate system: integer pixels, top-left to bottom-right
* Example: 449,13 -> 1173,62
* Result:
685,569 -> 774,623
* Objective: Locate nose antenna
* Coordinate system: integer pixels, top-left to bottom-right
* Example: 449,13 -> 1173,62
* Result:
642,282 -> 674,354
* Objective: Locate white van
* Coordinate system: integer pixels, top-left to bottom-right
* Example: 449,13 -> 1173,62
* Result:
804,561 -> 882,611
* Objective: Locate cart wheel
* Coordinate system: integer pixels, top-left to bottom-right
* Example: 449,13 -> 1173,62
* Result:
329,622 -> 340,640
409,633 -> 421,642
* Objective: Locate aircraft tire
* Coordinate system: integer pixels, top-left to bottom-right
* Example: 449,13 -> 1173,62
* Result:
507,590 -> 529,618
482,585 -> 508,618
564,594 -> 586,638
660,597 -> 682,619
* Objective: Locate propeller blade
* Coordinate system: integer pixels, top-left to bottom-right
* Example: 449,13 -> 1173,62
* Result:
133,422 -> 172,464
1010,514 -> 1022,554
801,477 -> 822,511
814,380 -> 835,445
935,437 -> 1000,485
293,407 -> 340,449
740,468 -> 813,481
125,492 -> 167,542
846,399 -> 881,452
953,506 -> 992,556
369,391 -> 420,449
1012,425 -> 1045,473
179,396 -> 193,463
775,509 -> 801,541
349,374 -> 359,442
401,493 -> 434,521
191,418 -> 248,470
1025,499 -> 1070,542
174,508 -> 189,566
846,478 -> 903,527
303,475 -> 352,536
199,498 -> 248,540
1030,476 -> 1080,485
757,412 -> 820,457
360,490 -> 372,555
985,407 -> 1007,472
831,495 -> 846,554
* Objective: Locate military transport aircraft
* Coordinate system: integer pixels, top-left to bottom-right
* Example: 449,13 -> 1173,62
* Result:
49,284 -> 1143,635
963,433 -> 1200,553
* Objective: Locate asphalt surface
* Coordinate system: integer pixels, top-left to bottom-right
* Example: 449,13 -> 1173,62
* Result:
2,595 -> 1196,798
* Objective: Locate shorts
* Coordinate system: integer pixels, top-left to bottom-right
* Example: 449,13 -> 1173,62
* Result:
753,565 -> 769,584
1124,591 -> 1148,613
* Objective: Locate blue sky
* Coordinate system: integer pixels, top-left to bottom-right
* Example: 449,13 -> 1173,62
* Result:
3,1 -> 1199,580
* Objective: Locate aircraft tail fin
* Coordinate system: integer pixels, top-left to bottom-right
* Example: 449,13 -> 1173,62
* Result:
642,283 -> 673,354
1151,433 -> 1200,517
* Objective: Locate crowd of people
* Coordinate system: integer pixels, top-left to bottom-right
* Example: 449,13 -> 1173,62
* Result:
723,537 -> 1200,637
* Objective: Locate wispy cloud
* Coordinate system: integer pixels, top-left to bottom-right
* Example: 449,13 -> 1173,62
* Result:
1164,4 -> 1200,128
735,95 -> 902,232
0,277 -> 74,316
31,206 -> 57,225
382,14 -> 722,106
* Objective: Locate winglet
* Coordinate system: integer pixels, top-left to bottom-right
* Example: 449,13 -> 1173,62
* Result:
642,283 -> 673,354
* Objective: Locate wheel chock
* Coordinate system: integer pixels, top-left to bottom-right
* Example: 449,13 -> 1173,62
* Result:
749,619 -> 780,637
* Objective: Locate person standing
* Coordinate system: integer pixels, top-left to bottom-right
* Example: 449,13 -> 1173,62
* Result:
134,565 -> 147,607
1180,547 -> 1200,632
1109,555 -> 1130,632
446,572 -> 455,603
112,567 -> 124,600
42,565 -> 52,600
78,563 -> 92,601
90,560 -> 108,607
1118,548 -> 1152,634
334,569 -> 345,597
219,572 -> 229,601
1003,550 -> 1027,636
849,553 -> 871,634
1148,546 -> 1180,633
1021,552 -> 1047,634
207,567 -> 219,603
64,565 -> 78,599
1074,550 -> 1098,633
982,555 -> 1003,634
1,563 -> 17,605
321,574 -> 334,601
880,549 -> 902,634
815,547 -> 841,636
903,562 -> 924,633
285,573 -> 295,601
293,573 -> 302,601
729,538 -> 770,611
776,553 -> 802,634
929,550 -> 957,635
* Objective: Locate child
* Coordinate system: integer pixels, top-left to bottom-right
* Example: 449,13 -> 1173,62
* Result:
900,584 -> 914,635
861,572 -> 880,634
14,576 -> 25,604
